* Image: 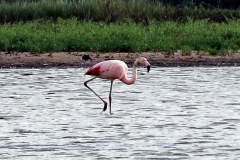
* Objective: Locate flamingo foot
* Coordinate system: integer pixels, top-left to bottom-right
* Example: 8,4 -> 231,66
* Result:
100,102 -> 108,114
103,102 -> 107,111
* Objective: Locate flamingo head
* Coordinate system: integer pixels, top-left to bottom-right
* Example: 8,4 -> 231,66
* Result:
138,57 -> 151,73
147,65 -> 151,73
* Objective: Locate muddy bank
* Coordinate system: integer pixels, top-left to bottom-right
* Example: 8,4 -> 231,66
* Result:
1,52 -> 240,68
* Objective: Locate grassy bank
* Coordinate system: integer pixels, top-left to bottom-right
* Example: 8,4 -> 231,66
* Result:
0,18 -> 240,55
0,0 -> 240,24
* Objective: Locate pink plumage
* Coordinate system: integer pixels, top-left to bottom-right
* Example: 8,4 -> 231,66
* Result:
85,60 -> 127,80
85,65 -> 101,76
84,57 -> 151,114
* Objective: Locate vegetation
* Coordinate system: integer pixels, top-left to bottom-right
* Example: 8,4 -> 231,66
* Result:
0,0 -> 240,24
0,0 -> 240,55
0,18 -> 240,55
154,0 -> 240,9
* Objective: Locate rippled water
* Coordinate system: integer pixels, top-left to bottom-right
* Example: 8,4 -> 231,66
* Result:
0,67 -> 240,159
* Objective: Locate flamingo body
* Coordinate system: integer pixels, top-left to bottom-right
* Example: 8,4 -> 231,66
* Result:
84,57 -> 150,114
85,60 -> 127,81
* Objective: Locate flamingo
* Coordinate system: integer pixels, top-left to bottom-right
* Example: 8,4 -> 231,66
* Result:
84,57 -> 151,114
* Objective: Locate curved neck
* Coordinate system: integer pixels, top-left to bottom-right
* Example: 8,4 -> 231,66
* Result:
120,59 -> 138,85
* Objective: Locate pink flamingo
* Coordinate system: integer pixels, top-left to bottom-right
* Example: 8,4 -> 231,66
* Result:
84,57 -> 151,114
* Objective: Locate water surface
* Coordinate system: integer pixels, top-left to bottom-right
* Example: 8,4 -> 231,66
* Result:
0,67 -> 240,159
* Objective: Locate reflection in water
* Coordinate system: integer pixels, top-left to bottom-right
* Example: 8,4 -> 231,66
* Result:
0,67 -> 240,159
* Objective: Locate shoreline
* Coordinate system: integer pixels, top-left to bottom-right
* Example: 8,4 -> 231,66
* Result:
1,52 -> 240,68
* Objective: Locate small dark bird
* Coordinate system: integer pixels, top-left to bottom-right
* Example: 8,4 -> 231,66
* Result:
82,55 -> 92,62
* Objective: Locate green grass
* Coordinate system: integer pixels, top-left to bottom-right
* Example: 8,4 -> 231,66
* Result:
0,18 -> 240,55
0,0 -> 240,24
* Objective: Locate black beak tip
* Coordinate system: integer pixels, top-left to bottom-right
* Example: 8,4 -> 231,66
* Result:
147,65 -> 151,73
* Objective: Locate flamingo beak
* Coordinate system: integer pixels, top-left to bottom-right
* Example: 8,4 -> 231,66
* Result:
147,65 -> 151,73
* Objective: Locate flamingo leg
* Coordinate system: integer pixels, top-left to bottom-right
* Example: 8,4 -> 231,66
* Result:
84,77 -> 107,112
109,80 -> 114,114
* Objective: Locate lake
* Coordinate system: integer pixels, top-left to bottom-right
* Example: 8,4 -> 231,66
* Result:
0,67 -> 240,159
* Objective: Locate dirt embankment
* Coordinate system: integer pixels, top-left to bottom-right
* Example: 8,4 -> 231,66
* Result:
1,51 -> 240,68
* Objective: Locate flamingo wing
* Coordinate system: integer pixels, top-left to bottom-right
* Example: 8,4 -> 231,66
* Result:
85,60 -> 126,80
85,65 -> 101,76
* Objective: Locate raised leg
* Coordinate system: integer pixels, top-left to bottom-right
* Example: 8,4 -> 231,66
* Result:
109,80 -> 113,114
84,77 -> 107,112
